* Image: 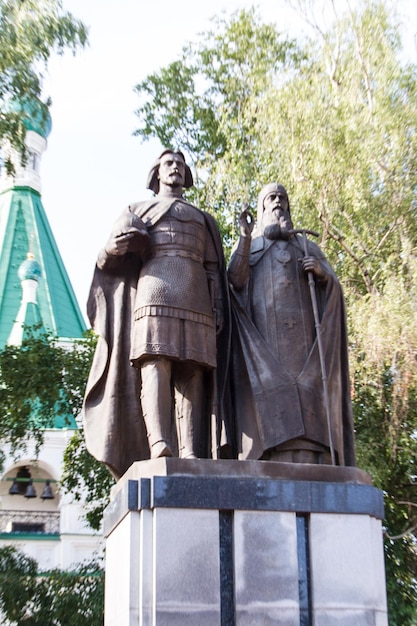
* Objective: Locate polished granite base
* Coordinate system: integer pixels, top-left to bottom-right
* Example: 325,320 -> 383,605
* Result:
104,460 -> 388,626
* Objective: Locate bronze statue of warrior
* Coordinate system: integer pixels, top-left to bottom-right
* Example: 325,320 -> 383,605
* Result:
83,150 -> 230,479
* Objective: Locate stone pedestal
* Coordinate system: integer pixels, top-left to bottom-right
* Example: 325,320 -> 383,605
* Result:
103,460 -> 387,625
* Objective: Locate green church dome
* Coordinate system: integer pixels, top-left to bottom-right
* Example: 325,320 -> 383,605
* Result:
18,253 -> 42,282
7,98 -> 52,139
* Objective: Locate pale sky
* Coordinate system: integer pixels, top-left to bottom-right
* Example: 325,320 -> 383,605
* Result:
39,0 -> 416,322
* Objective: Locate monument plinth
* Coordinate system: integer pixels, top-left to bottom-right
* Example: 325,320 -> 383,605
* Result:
103,459 -> 387,626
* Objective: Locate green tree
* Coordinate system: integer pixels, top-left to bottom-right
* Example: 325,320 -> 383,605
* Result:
0,0 -> 88,168
0,546 -> 104,625
133,3 -> 417,622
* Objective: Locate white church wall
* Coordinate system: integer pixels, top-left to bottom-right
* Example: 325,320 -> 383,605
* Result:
0,428 -> 104,571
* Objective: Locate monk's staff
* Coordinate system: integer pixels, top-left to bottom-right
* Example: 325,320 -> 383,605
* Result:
289,228 -> 336,465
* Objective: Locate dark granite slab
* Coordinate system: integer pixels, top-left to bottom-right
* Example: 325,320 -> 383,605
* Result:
104,460 -> 383,537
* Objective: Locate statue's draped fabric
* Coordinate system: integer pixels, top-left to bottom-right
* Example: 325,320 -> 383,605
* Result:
229,233 -> 355,465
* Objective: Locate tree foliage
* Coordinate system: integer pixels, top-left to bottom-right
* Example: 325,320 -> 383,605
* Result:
0,0 -> 88,165
0,546 -> 104,625
0,329 -> 94,463
133,2 -> 417,622
61,427 -> 114,531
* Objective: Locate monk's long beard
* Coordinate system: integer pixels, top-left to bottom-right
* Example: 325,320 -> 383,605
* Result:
264,221 -> 293,240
